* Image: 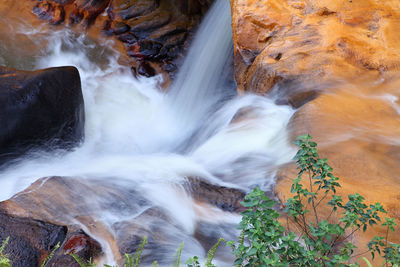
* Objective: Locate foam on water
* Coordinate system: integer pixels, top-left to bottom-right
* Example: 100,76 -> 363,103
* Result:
0,0 -> 296,265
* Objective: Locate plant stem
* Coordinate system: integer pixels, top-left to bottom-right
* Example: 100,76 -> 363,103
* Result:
385,225 -> 389,267
308,169 -> 319,225
315,192 -> 328,209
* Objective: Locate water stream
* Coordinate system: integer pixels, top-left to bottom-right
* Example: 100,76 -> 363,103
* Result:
0,0 -> 295,265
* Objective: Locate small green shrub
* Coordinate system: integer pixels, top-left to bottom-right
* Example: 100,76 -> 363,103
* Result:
185,256 -> 201,267
70,237 -> 148,267
70,236 -> 223,267
228,134 -> 400,266
1,135 -> 399,267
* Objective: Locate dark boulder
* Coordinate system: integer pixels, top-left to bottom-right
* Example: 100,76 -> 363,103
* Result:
0,211 -> 67,267
184,177 -> 245,212
0,66 -> 84,163
0,208 -> 102,267
47,230 -> 102,267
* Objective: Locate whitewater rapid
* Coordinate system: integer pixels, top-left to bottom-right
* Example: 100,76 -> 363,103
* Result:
0,0 -> 295,265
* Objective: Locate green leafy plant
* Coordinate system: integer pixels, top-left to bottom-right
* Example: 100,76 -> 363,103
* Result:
204,238 -> 224,267
70,237 -> 149,267
69,254 -> 96,267
70,236 -> 223,267
229,134 -> 400,266
185,256 -> 201,267
0,238 -> 61,267
130,236 -> 147,267
0,237 -> 11,267
173,242 -> 184,267
40,242 -> 60,267
13,134 -> 396,267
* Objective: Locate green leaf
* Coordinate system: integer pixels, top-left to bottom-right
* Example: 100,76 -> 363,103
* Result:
40,242 -> 60,267
361,257 -> 373,267
172,242 -> 184,267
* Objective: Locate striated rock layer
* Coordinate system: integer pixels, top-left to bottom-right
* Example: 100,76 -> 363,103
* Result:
230,0 -> 400,263
30,0 -> 214,78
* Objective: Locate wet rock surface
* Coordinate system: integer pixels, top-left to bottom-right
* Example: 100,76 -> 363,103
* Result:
0,176 -> 241,265
0,66 -> 84,165
31,0 -> 214,77
185,177 -> 245,212
48,231 -> 102,267
0,209 -> 101,267
0,176 -> 149,265
0,210 -> 67,267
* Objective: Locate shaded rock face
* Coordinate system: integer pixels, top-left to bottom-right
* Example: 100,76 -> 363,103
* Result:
185,177 -> 245,212
48,231 -> 102,267
0,176 -> 240,265
0,210 -> 101,267
0,211 -> 66,267
0,176 -> 149,265
31,0 -> 214,77
0,66 -> 84,164
230,0 -> 400,264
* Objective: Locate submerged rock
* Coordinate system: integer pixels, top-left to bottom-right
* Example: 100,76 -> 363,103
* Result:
185,177 -> 245,212
0,66 -> 84,164
0,176 -> 242,265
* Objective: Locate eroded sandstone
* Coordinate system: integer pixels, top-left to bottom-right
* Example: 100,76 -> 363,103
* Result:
230,0 -> 400,264
230,0 -> 400,99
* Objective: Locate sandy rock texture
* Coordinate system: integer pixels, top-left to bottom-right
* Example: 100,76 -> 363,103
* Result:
231,0 -> 400,97
230,0 -> 400,264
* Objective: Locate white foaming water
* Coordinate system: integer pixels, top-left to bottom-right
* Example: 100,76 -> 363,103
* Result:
0,0 -> 295,265
168,0 -> 235,147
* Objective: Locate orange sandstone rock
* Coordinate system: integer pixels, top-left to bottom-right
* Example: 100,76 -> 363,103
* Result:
230,0 -> 400,264
230,0 -> 400,96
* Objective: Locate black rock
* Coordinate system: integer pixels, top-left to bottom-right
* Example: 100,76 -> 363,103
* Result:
0,210 -> 67,267
0,66 -> 84,163
137,61 -> 156,77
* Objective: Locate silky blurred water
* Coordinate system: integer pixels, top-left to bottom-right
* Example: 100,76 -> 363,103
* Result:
0,0 -> 295,265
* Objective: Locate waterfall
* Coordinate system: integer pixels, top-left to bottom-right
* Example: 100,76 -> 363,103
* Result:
168,0 -> 235,149
0,0 -> 296,265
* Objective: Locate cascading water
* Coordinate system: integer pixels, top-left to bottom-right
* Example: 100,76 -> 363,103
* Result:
167,0 -> 236,152
0,0 -> 296,265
